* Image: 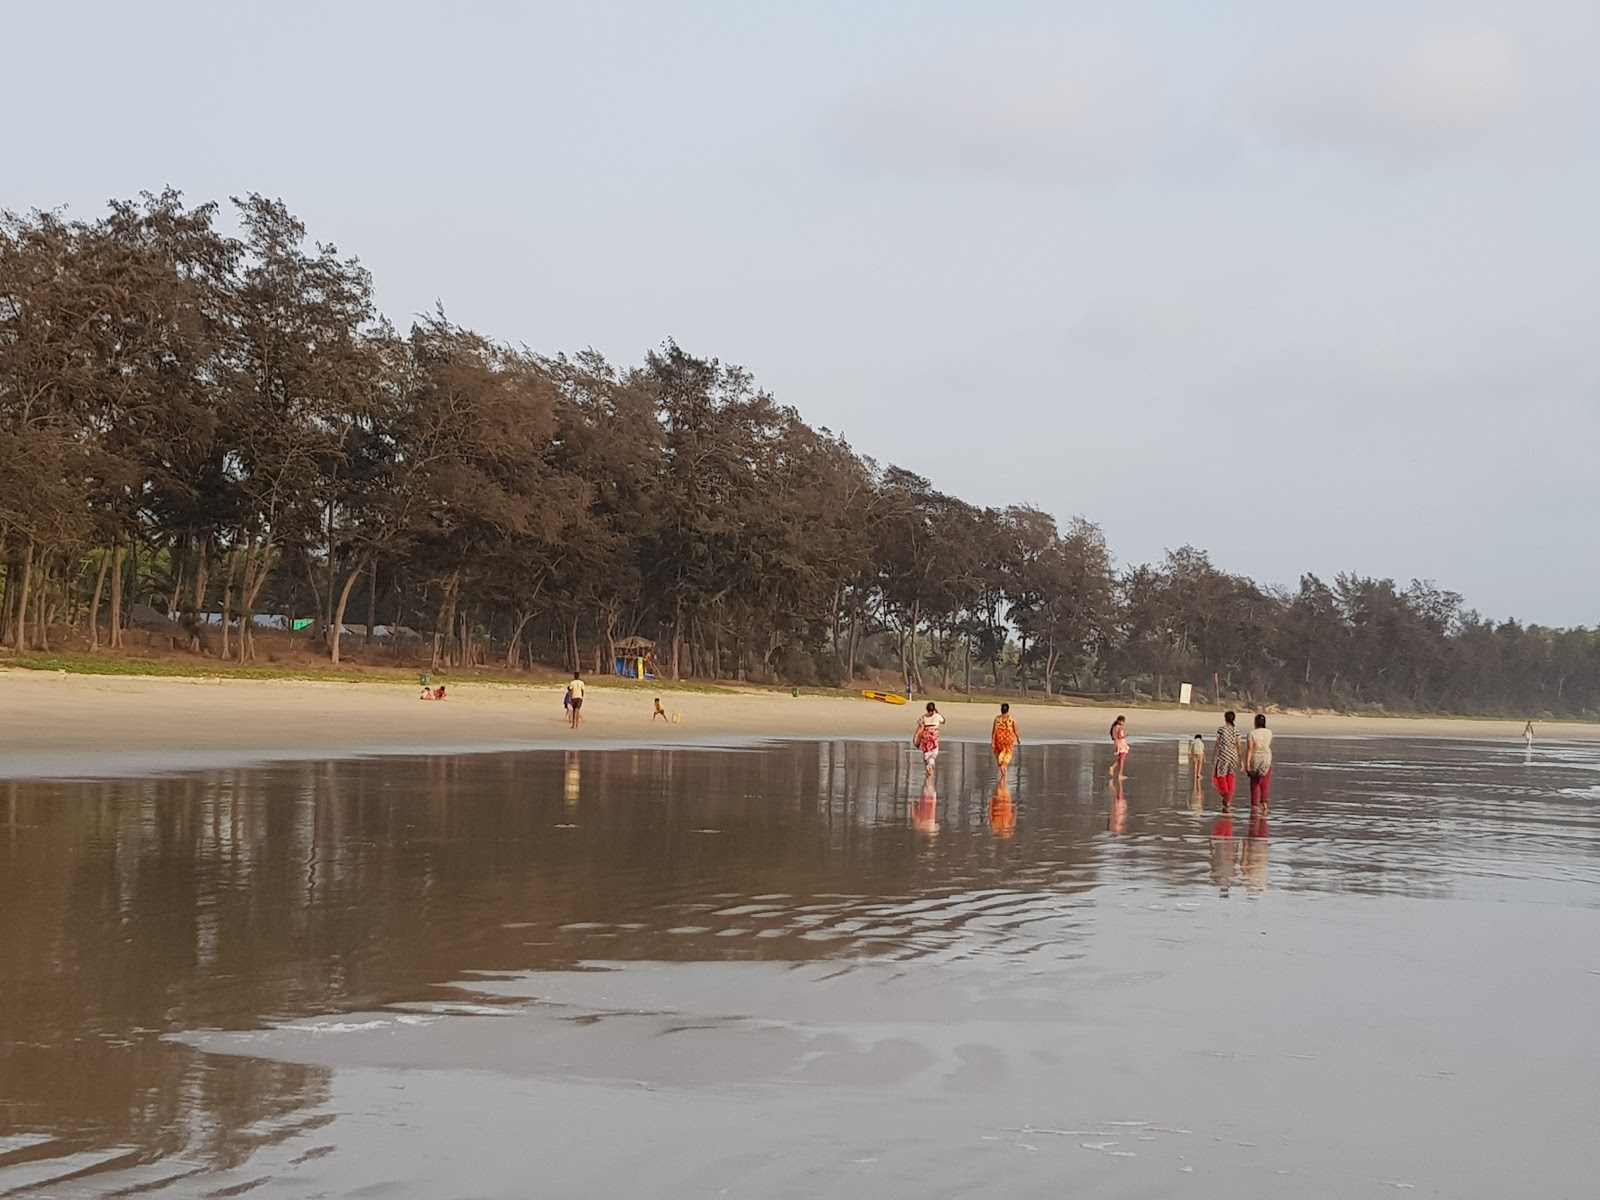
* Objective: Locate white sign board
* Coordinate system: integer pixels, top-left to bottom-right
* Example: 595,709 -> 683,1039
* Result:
1178,682 -> 1194,706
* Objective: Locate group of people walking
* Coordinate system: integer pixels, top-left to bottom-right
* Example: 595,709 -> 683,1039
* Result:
1206,710 -> 1273,812
913,702 -> 1277,816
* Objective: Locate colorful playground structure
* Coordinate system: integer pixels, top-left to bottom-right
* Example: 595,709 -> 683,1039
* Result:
612,636 -> 657,680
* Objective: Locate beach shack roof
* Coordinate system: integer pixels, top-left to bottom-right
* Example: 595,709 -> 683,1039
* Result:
615,636 -> 655,652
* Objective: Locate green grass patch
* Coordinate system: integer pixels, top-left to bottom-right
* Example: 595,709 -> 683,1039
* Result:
2,652 -> 743,693
5,653 -> 396,684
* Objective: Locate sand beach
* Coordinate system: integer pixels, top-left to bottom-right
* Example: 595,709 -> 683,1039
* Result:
1,668 -> 1590,779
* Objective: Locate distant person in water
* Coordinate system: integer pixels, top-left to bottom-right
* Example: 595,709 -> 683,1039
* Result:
653,697 -> 667,721
1191,734 -> 1207,784
1213,711 -> 1241,808
991,703 -> 1020,775
1108,715 -> 1129,781
1524,720 -> 1534,750
1246,714 -> 1273,811
913,702 -> 945,777
565,672 -> 585,728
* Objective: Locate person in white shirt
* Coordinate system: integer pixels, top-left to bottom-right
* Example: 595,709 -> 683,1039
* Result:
1245,713 -> 1274,811
565,673 -> 586,728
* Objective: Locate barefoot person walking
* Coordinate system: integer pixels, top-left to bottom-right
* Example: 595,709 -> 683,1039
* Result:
1108,715 -> 1129,781
1213,711 -> 1241,809
991,703 -> 1020,777
565,672 -> 585,728
913,702 -> 945,778
1246,713 -> 1274,812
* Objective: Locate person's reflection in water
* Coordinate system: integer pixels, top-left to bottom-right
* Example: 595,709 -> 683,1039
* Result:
563,752 -> 581,804
913,777 -> 940,835
1209,811 -> 1240,896
1189,775 -> 1205,815
1243,813 -> 1270,894
989,776 -> 1016,838
1108,778 -> 1127,835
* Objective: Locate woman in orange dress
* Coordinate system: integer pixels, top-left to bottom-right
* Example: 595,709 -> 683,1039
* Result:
991,702 -> 1020,775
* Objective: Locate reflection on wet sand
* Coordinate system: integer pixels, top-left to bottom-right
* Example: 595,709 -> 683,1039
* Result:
1243,815 -> 1270,893
2,737 -> 1598,1197
563,751 -> 581,803
1209,812 -> 1239,895
989,777 -> 1016,838
912,777 -> 940,835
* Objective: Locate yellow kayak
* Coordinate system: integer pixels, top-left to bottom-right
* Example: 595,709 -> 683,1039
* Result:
861,690 -> 909,705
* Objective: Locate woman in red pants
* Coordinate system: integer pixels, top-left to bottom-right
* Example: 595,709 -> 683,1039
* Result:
1245,713 -> 1274,811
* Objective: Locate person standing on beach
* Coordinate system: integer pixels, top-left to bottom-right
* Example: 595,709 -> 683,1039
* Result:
1108,715 -> 1129,781
1190,734 -> 1207,784
1524,720 -> 1534,750
1212,711 -> 1241,808
991,703 -> 1020,776
565,672 -> 585,728
913,702 -> 945,777
1245,713 -> 1274,812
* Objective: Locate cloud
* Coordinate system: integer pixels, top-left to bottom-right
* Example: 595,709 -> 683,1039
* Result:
1238,24 -> 1533,156
826,33 -> 1164,184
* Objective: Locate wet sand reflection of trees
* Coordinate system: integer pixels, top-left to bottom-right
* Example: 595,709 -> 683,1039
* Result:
4,737 -> 1595,1187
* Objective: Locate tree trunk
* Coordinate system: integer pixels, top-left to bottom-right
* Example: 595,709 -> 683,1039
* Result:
505,610 -> 535,669
31,553 -> 49,651
365,560 -> 379,645
220,550 -> 235,662
87,549 -> 111,652
430,573 -> 460,670
329,559 -> 366,664
188,542 -> 210,652
324,500 -> 337,634
108,542 -> 125,649
9,542 -> 35,651
236,536 -> 277,662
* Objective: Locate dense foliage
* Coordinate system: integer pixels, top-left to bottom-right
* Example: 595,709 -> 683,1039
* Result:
2,192 -> 1595,716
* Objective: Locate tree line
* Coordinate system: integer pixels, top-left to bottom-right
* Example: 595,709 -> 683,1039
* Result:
2,191 -> 1595,716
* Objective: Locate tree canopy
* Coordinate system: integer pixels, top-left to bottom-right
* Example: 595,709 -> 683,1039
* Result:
2,191 -> 1594,717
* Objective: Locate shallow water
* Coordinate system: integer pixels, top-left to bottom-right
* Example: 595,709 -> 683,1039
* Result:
2,737 -> 1597,1198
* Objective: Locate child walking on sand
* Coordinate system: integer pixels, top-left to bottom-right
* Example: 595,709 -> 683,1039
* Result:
653,697 -> 667,721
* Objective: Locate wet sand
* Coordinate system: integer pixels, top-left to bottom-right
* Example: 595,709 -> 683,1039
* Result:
0,668 -> 1588,779
2,737 -> 1597,1197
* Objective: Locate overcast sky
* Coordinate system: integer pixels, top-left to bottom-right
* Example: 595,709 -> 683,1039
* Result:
5,0 -> 1597,625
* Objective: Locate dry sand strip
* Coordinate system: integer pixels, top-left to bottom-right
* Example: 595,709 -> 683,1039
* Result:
0,669 -> 1590,780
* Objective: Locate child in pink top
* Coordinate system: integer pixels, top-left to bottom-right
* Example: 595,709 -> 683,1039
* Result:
1108,715 -> 1129,781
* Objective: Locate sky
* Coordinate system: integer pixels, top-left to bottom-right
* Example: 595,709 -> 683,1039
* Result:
4,0 -> 1598,625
